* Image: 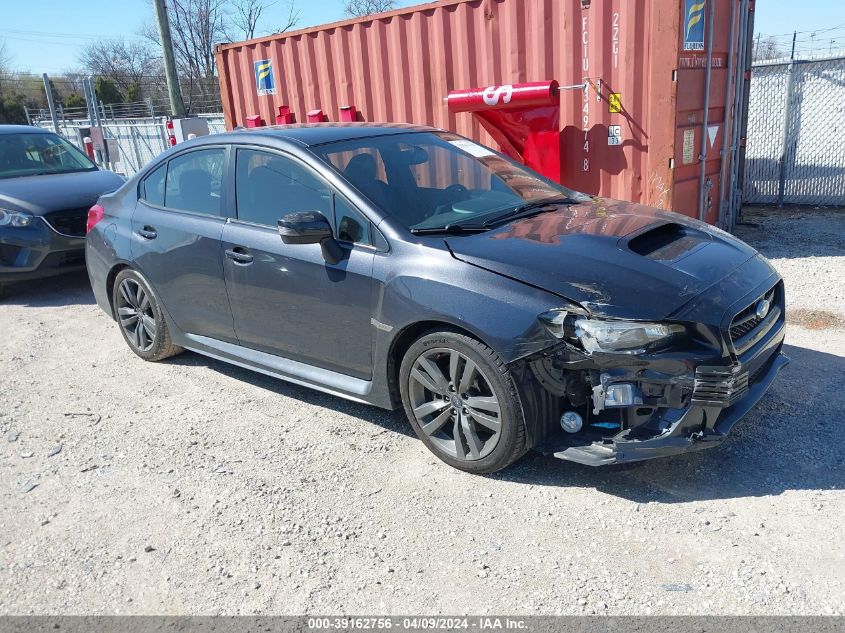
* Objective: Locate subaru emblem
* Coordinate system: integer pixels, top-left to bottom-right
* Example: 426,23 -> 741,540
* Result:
755,299 -> 771,320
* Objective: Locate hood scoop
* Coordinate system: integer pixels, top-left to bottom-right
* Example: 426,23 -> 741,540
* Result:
626,223 -> 711,262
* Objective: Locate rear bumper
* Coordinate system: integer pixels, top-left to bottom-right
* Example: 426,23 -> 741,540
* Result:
550,351 -> 789,466
0,219 -> 85,284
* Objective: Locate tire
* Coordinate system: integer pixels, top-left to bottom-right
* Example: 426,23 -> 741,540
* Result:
399,330 -> 527,474
111,268 -> 183,362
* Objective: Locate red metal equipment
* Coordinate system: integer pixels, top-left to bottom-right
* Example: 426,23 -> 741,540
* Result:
165,119 -> 177,146
275,105 -> 294,125
245,115 -> 265,128
446,81 -> 561,182
339,105 -> 358,122
82,136 -> 95,161
307,109 -> 326,123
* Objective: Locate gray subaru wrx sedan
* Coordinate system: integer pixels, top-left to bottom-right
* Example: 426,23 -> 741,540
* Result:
86,124 -> 788,473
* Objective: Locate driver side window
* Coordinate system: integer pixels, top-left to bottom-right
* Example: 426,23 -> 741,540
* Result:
334,197 -> 372,246
236,148 -> 332,227
235,148 -> 373,246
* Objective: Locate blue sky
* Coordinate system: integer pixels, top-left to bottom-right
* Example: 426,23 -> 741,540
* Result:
1,0 -> 843,73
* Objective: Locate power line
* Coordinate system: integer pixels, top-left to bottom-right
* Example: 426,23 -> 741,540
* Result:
0,28 -> 149,42
759,22 -> 845,39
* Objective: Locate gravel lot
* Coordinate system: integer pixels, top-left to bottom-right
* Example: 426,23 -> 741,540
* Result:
1,207 -> 843,616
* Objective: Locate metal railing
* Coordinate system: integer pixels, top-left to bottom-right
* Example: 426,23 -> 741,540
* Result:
744,55 -> 845,206
35,114 -> 227,176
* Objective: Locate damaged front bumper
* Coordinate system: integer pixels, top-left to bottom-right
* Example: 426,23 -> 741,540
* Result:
528,278 -> 789,467
547,350 -> 788,466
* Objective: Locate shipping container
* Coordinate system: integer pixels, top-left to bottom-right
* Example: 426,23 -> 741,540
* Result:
215,0 -> 755,226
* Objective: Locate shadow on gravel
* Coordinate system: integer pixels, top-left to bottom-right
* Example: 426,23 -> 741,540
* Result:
168,352 -> 415,438
492,343 -> 845,503
735,207 -> 845,260
0,271 -> 94,307
164,339 -> 844,503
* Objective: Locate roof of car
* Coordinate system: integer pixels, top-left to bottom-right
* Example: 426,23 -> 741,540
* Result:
0,125 -> 53,135
226,122 -> 440,147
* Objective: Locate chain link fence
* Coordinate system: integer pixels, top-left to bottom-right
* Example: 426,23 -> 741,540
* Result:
744,55 -> 845,206
35,114 -> 226,176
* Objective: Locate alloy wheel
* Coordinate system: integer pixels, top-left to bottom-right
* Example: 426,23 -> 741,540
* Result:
116,278 -> 157,352
408,348 -> 502,461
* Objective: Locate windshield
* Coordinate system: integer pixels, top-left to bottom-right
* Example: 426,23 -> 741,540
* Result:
314,132 -> 577,231
0,132 -> 97,180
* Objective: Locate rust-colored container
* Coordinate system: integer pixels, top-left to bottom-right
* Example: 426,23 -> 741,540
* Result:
215,0 -> 755,225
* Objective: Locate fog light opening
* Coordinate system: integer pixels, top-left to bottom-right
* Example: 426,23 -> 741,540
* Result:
604,383 -> 638,408
560,411 -> 583,434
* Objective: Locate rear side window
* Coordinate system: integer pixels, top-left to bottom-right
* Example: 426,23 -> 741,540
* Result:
143,164 -> 166,207
163,148 -> 226,216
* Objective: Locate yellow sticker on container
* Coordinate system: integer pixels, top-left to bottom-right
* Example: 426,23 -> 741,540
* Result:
608,93 -> 622,114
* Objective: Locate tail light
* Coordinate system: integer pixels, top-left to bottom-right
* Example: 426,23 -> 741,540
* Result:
87,204 -> 105,234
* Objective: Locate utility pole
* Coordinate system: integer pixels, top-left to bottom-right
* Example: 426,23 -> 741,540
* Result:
153,0 -> 186,117
41,73 -> 60,134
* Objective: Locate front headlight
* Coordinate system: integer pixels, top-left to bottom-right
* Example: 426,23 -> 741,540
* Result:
574,318 -> 685,354
0,209 -> 35,228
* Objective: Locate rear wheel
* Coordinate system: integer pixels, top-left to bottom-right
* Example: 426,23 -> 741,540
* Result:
112,269 -> 183,362
399,330 -> 527,473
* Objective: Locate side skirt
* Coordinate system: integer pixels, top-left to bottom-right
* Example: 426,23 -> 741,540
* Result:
179,333 -> 377,407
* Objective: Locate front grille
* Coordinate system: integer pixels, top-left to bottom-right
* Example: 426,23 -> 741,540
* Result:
729,284 -> 783,355
692,365 -> 749,408
42,208 -> 88,237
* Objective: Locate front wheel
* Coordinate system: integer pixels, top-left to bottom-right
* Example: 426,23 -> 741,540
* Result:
399,330 -> 527,473
111,269 -> 183,362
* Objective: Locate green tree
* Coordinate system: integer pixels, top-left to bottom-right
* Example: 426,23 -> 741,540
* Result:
125,81 -> 142,103
64,93 -> 87,109
0,91 -> 27,125
95,77 -> 123,104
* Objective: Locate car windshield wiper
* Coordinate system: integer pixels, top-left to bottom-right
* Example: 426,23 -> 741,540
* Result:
409,223 -> 490,236
481,195 -> 576,228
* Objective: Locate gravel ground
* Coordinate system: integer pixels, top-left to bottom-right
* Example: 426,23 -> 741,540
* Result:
1,207 -> 843,616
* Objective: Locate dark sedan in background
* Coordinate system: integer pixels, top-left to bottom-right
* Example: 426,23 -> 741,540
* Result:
0,125 -> 124,296
86,124 -> 788,473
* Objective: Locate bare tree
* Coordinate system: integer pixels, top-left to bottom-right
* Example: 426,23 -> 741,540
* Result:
275,1 -> 301,33
230,0 -> 268,39
753,36 -> 785,62
141,0 -> 230,111
143,0 -> 227,80
229,0 -> 300,40
78,39 -> 160,98
344,0 -> 395,17
0,40 -> 10,74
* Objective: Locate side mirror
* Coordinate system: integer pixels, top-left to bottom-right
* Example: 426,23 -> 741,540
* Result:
277,211 -> 343,265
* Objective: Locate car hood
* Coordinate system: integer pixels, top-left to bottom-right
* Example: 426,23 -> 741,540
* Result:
446,198 -> 761,321
0,170 -> 125,215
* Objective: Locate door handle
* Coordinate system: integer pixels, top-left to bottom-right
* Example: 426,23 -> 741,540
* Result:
225,247 -> 254,265
136,226 -> 158,240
